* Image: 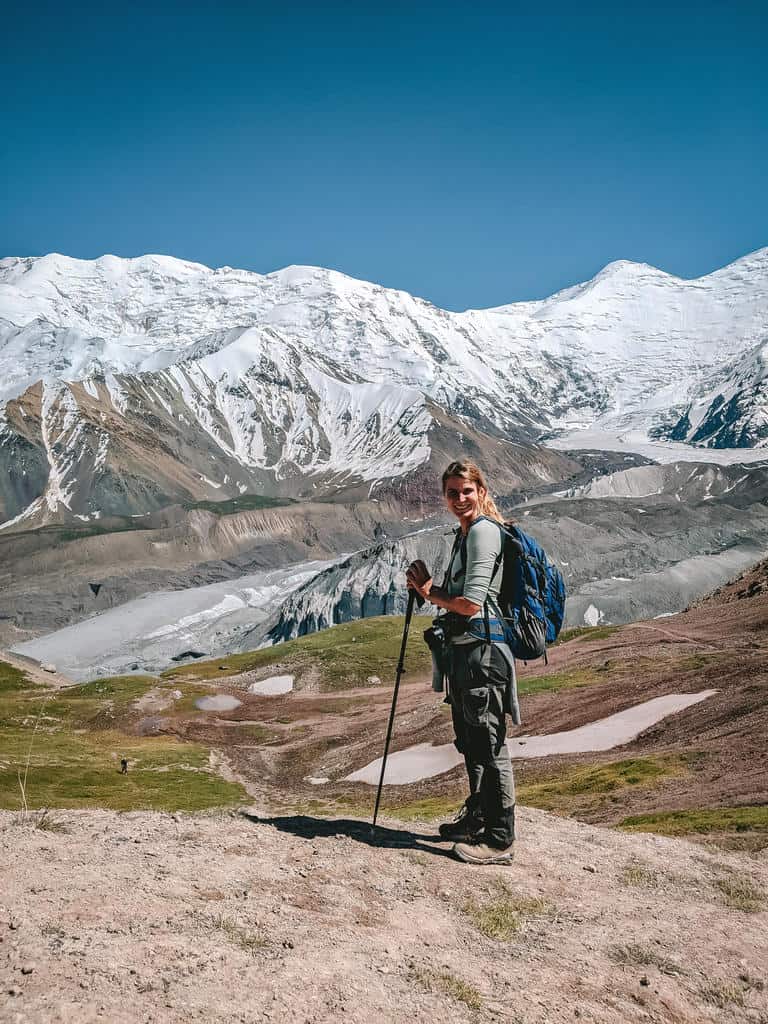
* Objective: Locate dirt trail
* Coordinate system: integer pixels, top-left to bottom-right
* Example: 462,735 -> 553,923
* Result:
2,806 -> 766,1024
630,623 -> 719,647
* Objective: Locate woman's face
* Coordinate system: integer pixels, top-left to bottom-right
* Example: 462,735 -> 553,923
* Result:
443,475 -> 485,528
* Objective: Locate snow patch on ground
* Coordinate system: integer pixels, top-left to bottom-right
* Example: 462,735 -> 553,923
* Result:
344,690 -> 718,785
195,695 -> 242,712
248,674 -> 294,696
583,604 -> 605,627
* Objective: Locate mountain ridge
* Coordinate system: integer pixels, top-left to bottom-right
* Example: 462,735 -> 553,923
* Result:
1,247 -> 766,529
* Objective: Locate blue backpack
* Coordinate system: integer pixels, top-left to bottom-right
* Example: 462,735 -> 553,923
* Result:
459,518 -> 566,662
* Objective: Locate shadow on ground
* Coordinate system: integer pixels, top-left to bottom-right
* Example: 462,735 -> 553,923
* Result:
242,813 -> 454,859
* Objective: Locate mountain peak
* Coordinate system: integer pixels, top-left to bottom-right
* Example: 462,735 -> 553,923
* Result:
592,258 -> 669,280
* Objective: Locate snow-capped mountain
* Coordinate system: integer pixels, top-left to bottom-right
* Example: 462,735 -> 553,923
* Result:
651,336 -> 768,447
0,248 -> 766,528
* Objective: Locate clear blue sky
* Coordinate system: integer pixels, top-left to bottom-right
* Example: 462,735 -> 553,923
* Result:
2,2 -> 766,310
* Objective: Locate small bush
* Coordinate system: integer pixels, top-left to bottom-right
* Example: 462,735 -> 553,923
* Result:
700,980 -> 746,1009
34,809 -> 69,833
210,914 -> 268,954
464,881 -> 553,940
621,859 -> 660,888
609,943 -> 682,975
715,872 -> 766,913
410,967 -> 483,1011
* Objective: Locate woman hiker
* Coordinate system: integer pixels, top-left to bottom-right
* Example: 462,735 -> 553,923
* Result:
406,459 -> 519,866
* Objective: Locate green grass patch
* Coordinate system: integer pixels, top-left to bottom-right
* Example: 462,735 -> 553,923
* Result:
64,675 -> 158,703
331,791 -> 464,823
518,755 -> 690,814
0,730 -> 247,812
516,665 -> 606,696
182,494 -> 295,515
375,794 -> 464,822
554,625 -> 621,645
227,723 -> 282,744
409,967 -> 483,1011
162,615 -> 431,692
672,653 -> 724,672
619,805 -> 768,837
0,661 -> 40,693
0,661 -> 247,812
464,881 -> 554,940
171,685 -> 222,714
34,675 -> 161,730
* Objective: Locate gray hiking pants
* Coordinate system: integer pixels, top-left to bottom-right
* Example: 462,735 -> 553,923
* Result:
448,640 -> 516,848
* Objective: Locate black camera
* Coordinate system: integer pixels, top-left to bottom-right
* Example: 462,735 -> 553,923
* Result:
423,618 -> 446,652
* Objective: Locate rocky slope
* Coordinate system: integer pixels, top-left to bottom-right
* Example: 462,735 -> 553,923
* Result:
0,376 -> 574,526
2,805 -> 766,1024
652,336 -> 768,447
0,497 -> 442,642
7,457 -> 767,673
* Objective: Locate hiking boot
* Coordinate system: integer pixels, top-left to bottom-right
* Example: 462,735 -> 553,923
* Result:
452,840 -> 515,865
438,801 -> 484,842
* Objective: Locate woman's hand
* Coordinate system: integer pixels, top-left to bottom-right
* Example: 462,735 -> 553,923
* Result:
406,559 -> 432,599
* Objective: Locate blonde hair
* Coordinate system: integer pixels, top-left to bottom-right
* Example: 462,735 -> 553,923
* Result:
441,460 -> 503,522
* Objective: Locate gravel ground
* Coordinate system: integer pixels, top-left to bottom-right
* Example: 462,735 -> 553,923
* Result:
1,805 -> 766,1024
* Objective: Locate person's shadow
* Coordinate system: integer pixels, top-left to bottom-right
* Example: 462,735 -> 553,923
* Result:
240,812 -> 455,860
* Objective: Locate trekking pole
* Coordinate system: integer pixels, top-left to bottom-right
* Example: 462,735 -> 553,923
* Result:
371,589 -> 418,833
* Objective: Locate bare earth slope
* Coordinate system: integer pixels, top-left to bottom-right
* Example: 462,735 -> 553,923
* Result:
2,805 -> 766,1024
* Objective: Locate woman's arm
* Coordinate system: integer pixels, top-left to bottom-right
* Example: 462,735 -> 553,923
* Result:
424,583 -> 481,617
405,559 -> 481,616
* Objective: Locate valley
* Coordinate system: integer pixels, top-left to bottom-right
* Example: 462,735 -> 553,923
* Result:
3,558 -> 766,852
